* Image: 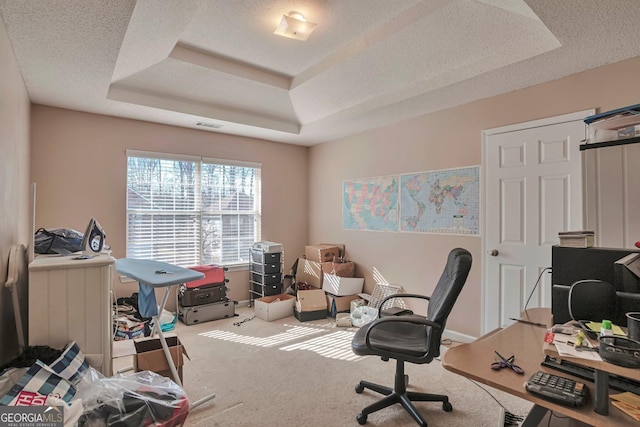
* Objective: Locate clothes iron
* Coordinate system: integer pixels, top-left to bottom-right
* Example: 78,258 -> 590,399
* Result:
82,217 -> 106,255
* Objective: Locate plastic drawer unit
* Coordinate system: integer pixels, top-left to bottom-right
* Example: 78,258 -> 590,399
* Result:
249,243 -> 284,307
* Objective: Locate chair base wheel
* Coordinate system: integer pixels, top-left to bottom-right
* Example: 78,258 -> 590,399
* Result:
357,413 -> 367,425
443,401 -> 453,412
355,383 -> 364,393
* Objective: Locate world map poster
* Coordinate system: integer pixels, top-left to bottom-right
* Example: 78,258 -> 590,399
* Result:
343,176 -> 399,231
400,166 -> 480,234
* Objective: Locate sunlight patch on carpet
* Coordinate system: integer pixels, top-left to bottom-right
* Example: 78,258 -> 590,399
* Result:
279,330 -> 363,361
198,325 -> 324,347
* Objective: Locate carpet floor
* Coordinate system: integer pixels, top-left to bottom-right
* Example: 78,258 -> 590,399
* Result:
113,305 -> 581,426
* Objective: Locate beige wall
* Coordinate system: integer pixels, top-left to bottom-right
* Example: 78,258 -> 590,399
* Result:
15,36 -> 640,341
30,107 -> 309,305
308,56 -> 640,338
0,17 -> 30,364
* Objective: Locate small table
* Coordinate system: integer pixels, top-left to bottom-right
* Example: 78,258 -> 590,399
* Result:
442,308 -> 635,426
115,258 -> 216,409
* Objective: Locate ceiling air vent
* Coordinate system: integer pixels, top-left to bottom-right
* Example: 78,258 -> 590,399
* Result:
195,121 -> 222,129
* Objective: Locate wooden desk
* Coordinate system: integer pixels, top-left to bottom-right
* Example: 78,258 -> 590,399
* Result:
543,324 -> 640,417
442,308 -> 635,427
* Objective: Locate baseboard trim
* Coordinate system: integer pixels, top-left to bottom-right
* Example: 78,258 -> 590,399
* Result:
443,329 -> 476,343
234,301 -> 480,343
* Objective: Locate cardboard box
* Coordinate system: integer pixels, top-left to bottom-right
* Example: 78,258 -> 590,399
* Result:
326,293 -> 361,318
254,293 -> 295,321
296,257 -> 323,288
321,261 -> 355,277
321,243 -> 346,258
322,273 -> 364,296
294,289 -> 328,321
305,244 -> 341,263
133,335 -> 188,383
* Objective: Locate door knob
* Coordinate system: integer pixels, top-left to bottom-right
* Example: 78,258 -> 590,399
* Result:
488,249 -> 499,257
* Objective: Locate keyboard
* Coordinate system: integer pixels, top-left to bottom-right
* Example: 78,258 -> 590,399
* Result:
525,371 -> 588,407
542,355 -> 640,395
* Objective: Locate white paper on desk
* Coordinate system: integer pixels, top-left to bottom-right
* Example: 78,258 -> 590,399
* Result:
552,335 -> 602,361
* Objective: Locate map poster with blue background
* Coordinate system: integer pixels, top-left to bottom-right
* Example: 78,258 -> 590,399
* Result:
343,175 -> 399,231
400,166 -> 480,235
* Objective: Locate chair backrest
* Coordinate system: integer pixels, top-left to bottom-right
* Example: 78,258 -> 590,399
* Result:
427,248 -> 473,331
569,279 -> 617,322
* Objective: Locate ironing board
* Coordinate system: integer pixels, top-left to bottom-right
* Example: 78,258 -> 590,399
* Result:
115,258 -> 216,408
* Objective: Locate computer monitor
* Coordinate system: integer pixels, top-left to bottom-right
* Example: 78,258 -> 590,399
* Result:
615,253 -> 640,293
551,246 -> 637,291
551,246 -> 640,326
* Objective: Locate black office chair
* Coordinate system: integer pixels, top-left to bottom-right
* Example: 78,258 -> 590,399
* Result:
351,248 -> 472,426
568,279 -> 618,323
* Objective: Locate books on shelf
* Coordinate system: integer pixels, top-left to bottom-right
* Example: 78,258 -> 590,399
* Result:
558,231 -> 595,248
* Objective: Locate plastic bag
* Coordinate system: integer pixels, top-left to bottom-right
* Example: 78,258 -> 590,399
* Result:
48,342 -> 103,393
78,371 -> 189,427
350,306 -> 379,327
0,341 -> 101,406
34,228 -> 83,255
0,360 -> 77,405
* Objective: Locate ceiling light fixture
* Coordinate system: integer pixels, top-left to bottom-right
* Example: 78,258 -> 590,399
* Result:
273,11 -> 317,41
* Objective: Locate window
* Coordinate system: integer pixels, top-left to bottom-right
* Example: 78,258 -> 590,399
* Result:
126,150 -> 261,267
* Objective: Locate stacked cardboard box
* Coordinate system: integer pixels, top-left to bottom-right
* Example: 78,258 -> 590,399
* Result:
294,289 -> 328,321
250,243 -> 369,323
305,244 -> 342,263
297,244 -> 365,321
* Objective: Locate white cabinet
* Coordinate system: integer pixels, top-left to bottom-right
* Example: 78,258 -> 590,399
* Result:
582,141 -> 640,248
28,254 -> 115,375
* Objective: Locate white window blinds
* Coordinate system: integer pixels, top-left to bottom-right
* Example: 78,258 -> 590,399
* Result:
126,150 -> 261,267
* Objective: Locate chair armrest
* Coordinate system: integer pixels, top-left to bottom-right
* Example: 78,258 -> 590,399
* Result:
378,293 -> 430,316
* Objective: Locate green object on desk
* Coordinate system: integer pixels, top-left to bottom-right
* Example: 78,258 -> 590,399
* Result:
585,321 -> 626,336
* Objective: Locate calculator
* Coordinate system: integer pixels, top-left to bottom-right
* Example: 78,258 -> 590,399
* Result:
525,371 -> 588,407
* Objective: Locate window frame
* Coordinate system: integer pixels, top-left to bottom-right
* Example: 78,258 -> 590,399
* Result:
125,149 -> 261,268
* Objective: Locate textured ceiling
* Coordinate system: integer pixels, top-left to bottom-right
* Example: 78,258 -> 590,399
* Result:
2,0 -> 640,146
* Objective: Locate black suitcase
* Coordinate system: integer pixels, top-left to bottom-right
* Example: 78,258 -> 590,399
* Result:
178,299 -> 236,325
178,282 -> 227,307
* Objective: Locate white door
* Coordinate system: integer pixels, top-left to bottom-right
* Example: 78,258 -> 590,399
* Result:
482,110 -> 594,334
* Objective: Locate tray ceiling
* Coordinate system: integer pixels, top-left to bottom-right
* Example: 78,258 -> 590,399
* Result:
2,0 -> 640,145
